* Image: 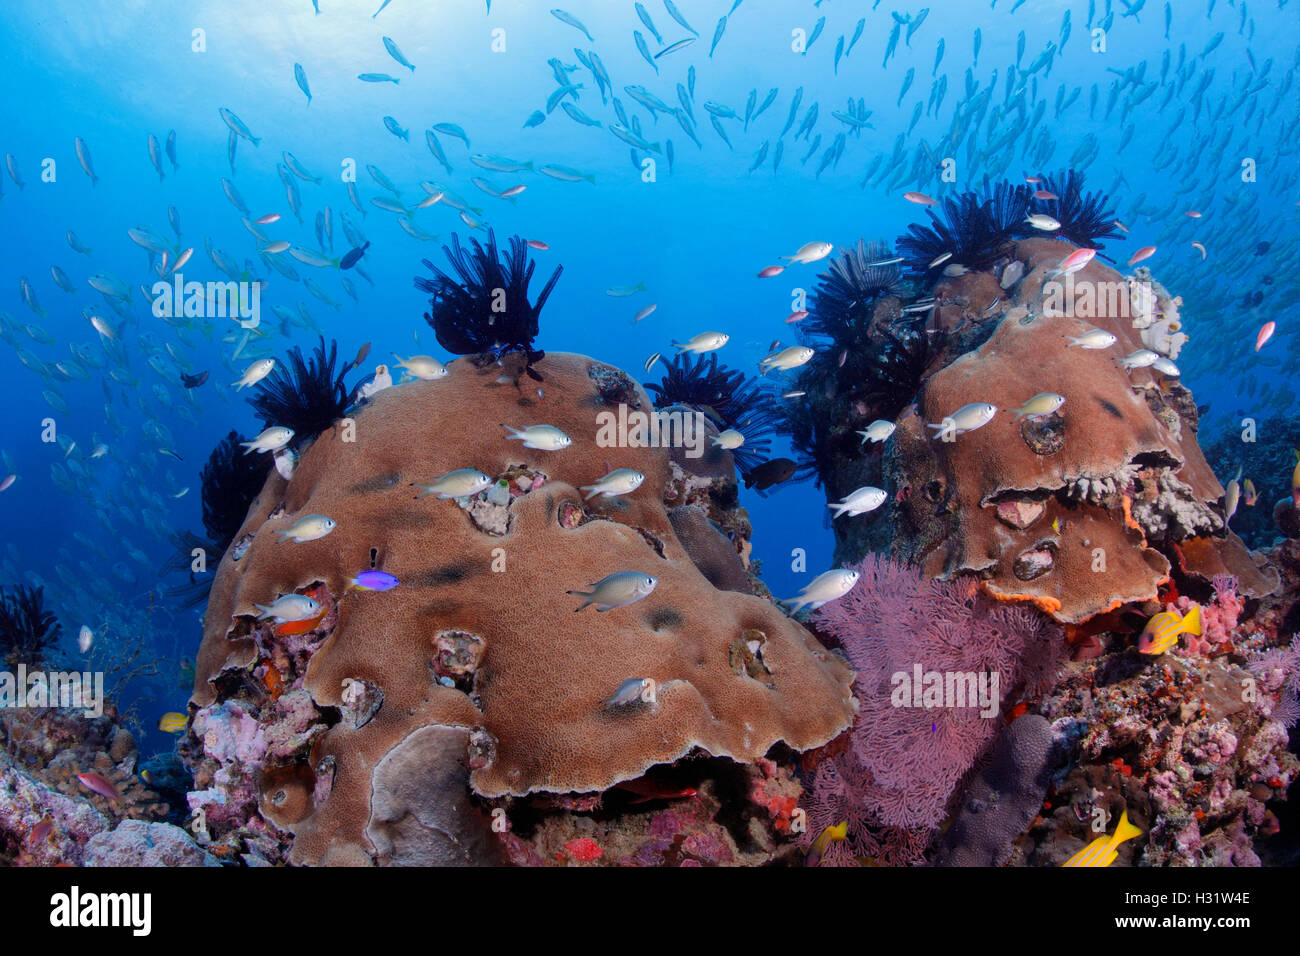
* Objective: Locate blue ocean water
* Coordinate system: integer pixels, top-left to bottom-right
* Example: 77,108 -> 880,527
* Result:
0,0 -> 1295,757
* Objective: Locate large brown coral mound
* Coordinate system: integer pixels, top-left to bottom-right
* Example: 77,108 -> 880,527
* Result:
892,238 -> 1276,624
191,352 -> 855,865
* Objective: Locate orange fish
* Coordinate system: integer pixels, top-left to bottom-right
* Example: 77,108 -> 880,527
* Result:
903,190 -> 937,206
1256,321 -> 1276,351
77,772 -> 121,803
275,608 -> 327,636
29,816 -> 53,845
1033,189 -> 1058,200
1128,246 -> 1156,266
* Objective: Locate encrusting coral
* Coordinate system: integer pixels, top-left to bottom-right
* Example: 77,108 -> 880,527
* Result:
188,352 -> 855,865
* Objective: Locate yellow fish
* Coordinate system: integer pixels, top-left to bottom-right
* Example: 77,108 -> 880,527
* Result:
806,820 -> 848,867
157,712 -> 188,734
1138,604 -> 1202,655
1062,810 -> 1143,867
1292,450 -> 1300,507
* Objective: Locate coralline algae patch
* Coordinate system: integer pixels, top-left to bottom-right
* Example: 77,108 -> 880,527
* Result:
187,352 -> 855,865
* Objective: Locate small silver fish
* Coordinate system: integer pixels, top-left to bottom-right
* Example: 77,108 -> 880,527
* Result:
567,571 -> 658,612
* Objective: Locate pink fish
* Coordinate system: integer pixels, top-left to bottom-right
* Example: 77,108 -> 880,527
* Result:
1058,248 -> 1096,275
758,265 -> 784,278
1033,189 -> 1058,200
1256,321 -> 1276,352
0,474 -> 15,493
903,191 -> 937,206
1025,176 -> 1042,184
785,310 -> 809,323
526,239 -> 549,250
77,772 -> 121,803
29,817 -> 53,845
500,184 -> 527,198
255,213 -> 281,225
1128,246 -> 1156,267
1185,210 -> 1202,218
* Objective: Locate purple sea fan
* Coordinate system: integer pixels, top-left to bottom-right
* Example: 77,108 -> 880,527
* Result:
811,553 -> 1063,830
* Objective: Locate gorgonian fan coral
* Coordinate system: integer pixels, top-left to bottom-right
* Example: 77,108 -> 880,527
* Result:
201,430 -> 272,554
645,352 -> 781,477
809,552 -> 1062,832
0,584 -> 62,666
415,230 -> 561,379
1032,169 -> 1123,252
806,239 -> 905,342
247,336 -> 353,441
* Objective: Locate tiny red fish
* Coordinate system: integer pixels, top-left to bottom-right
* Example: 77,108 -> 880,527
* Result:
1184,210 -> 1202,218
29,816 -> 53,845
255,213 -> 281,225
1032,189 -> 1058,200
1256,321 -> 1276,351
1025,176 -> 1042,184
785,310 -> 809,323
903,190 -> 937,206
614,778 -> 698,804
526,239 -> 549,250
758,265 -> 784,278
77,772 -> 121,803
1128,246 -> 1156,266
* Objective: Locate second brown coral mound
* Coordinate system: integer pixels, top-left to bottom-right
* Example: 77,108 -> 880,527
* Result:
190,352 -> 855,865
892,237 -> 1277,623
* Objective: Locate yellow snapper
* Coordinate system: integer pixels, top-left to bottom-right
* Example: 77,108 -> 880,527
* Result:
1138,604 -> 1202,655
1061,810 -> 1142,867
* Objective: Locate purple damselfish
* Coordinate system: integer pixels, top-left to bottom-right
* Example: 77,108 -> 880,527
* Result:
351,570 -> 399,591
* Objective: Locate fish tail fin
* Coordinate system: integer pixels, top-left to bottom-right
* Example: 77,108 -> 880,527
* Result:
1180,603 -> 1203,637
1010,408 -> 1026,422
565,589 -> 593,611
1113,810 -> 1142,845
500,424 -> 521,439
580,486 -> 600,500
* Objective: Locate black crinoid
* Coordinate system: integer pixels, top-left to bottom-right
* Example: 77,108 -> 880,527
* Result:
415,229 -> 561,381
247,336 -> 353,442
1031,169 -> 1123,253
200,430 -> 271,554
644,352 -> 782,477
0,584 -> 61,666
779,313 -> 943,488
806,239 -> 906,344
896,177 -> 1034,280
